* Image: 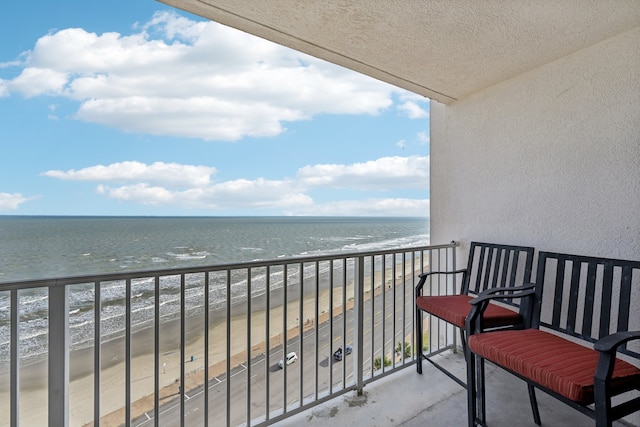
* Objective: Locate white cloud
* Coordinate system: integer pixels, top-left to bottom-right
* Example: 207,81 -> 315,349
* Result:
42,161 -> 216,188
0,80 -> 8,97
396,92 -> 429,119
0,58 -> 25,69
296,156 -> 429,190
5,11 -> 398,141
287,198 -> 430,217
98,179 -> 312,210
43,156 -> 429,214
0,193 -> 31,211
398,101 -> 429,119
47,103 -> 60,120
416,131 -> 429,144
76,96 -> 300,140
9,67 -> 69,97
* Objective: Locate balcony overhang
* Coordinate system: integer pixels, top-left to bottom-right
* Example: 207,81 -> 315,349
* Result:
157,0 -> 640,104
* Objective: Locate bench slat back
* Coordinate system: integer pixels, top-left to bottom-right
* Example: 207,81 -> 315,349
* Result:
464,242 -> 534,309
534,251 -> 640,359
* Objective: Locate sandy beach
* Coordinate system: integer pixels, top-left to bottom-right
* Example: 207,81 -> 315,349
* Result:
0,261 -> 424,427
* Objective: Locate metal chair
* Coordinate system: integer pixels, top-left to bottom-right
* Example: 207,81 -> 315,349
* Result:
415,241 -> 534,387
467,251 -> 640,427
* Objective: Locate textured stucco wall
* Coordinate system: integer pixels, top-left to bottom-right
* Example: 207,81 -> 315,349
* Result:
431,27 -> 640,260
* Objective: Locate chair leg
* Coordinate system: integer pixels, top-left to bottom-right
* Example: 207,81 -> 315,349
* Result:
527,385 -> 541,425
477,356 -> 486,426
466,348 -> 477,426
594,379 -> 613,427
466,353 -> 487,426
416,308 -> 423,374
466,345 -> 488,426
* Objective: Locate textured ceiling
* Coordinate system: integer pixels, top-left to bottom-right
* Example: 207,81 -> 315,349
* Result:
158,0 -> 640,104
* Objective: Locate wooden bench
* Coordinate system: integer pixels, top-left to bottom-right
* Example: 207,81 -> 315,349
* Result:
415,241 -> 535,387
466,251 -> 640,427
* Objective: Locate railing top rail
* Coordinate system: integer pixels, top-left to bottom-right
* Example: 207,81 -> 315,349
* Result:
0,242 -> 458,291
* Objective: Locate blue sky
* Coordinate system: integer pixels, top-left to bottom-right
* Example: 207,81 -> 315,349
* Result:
0,1 -> 430,217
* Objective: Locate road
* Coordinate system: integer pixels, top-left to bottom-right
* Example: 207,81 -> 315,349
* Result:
133,283 -> 414,426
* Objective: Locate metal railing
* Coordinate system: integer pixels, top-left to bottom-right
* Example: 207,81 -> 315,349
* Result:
0,242 -> 458,427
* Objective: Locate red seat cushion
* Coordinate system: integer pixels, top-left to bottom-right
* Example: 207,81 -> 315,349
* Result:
416,295 -> 522,329
468,329 -> 640,404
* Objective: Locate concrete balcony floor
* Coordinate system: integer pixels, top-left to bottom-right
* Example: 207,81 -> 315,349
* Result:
279,351 -> 640,427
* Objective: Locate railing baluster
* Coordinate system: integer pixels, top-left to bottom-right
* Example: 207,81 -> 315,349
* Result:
451,246 -> 457,352
392,254 -> 397,369
329,260 -> 334,394
180,274 -> 185,427
437,249 -> 443,351
49,284 -> 69,427
297,262 -> 303,409
369,256 -> 375,378
265,266 -> 271,422
246,268 -> 252,424
154,276 -> 160,427
430,250 -> 435,351
314,261 -> 319,400
341,259 -> 347,385
94,281 -> 101,427
226,269 -> 231,427
10,289 -> 19,427
355,256 -> 365,394
282,264 -> 288,413
410,251 -> 416,361
204,272 -> 209,427
402,252 -> 407,363
125,278 -> 131,426
380,255 -> 387,372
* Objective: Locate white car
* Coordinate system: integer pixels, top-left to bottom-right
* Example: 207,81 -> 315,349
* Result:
278,351 -> 298,369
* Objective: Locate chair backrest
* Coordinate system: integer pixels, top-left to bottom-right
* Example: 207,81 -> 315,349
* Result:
462,242 -> 535,311
533,251 -> 640,359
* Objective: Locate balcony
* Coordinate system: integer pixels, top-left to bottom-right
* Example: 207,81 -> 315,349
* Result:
1,242 -> 638,427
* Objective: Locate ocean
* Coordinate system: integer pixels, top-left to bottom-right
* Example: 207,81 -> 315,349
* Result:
0,216 -> 429,365
0,216 -> 429,282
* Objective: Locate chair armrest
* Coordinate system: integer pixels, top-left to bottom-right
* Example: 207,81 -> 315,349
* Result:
415,269 -> 467,294
594,330 -> 640,353
418,269 -> 467,279
593,331 -> 640,384
470,284 -> 537,304
465,284 -> 537,334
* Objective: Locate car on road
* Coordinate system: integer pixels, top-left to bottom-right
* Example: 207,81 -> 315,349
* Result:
278,351 -> 298,369
333,345 -> 352,361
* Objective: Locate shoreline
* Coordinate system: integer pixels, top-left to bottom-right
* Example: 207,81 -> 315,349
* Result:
0,261 -> 424,427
